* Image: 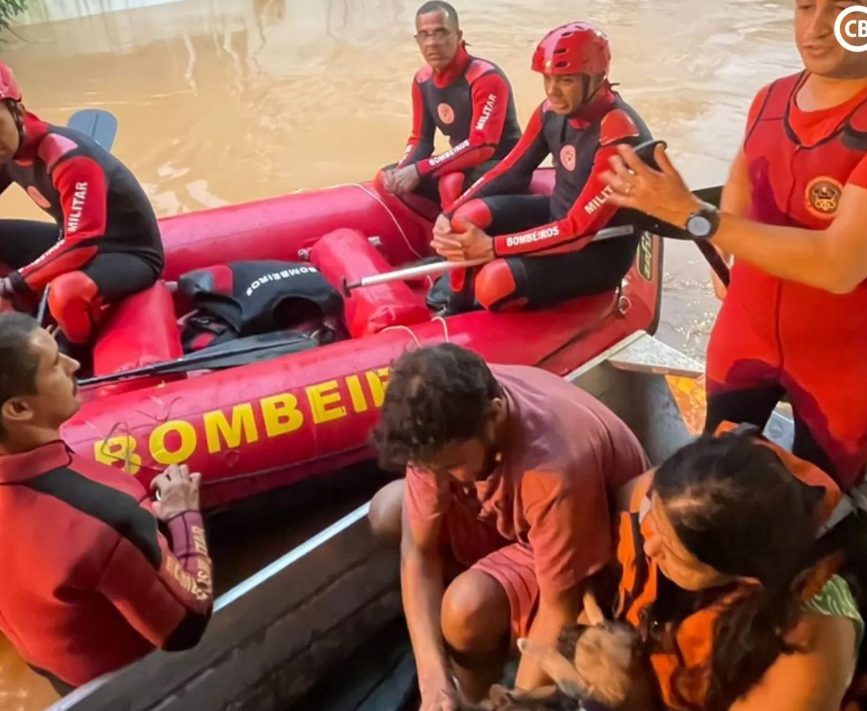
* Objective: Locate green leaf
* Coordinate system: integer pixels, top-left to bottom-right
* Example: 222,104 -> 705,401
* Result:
0,0 -> 29,42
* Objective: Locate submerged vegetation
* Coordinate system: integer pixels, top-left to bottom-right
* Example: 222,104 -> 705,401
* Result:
0,0 -> 28,40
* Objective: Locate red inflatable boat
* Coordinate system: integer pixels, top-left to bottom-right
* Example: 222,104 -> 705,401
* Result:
60,172 -> 662,510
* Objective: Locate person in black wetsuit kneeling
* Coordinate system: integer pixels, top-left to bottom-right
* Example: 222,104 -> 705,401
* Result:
430,22 -> 654,314
376,1 -> 523,208
0,61 -> 163,346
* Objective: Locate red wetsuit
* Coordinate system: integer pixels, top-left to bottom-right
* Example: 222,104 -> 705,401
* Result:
438,87 -> 651,312
0,441 -> 213,690
706,72 -> 867,490
0,111 -> 164,343
379,44 -> 522,207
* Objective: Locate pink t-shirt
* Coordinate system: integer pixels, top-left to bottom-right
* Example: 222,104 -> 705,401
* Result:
406,364 -> 649,603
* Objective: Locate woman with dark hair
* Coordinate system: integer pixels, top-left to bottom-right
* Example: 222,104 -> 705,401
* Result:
612,425 -> 866,711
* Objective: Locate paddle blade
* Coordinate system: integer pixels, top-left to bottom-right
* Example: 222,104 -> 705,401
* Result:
67,109 -> 119,152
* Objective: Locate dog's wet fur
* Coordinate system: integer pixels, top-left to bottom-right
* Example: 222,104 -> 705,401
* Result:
459,621 -> 661,711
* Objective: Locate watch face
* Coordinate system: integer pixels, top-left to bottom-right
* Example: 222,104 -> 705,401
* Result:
689,215 -> 713,238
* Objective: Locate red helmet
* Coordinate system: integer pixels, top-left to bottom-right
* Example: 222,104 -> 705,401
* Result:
0,61 -> 22,102
531,22 -> 610,77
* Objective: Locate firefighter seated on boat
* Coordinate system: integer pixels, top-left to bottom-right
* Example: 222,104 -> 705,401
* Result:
375,1 -> 522,210
0,61 -> 163,349
0,313 -> 214,694
366,343 -> 649,707
515,427 -> 867,711
428,22 -> 653,315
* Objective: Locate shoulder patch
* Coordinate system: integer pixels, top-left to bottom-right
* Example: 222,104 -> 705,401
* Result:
415,65 -> 434,83
599,109 -> 639,147
36,133 -> 80,172
465,59 -> 495,84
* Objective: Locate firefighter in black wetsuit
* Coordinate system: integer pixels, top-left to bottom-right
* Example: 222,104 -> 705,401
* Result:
431,22 -> 653,313
376,1 -> 522,207
0,61 -> 163,345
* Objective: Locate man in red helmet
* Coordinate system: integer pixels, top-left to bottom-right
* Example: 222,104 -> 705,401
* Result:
0,61 -> 163,347
376,1 -> 523,208
599,0 -> 867,493
428,22 -> 653,314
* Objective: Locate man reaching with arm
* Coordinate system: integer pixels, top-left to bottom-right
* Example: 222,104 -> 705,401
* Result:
366,344 -> 648,708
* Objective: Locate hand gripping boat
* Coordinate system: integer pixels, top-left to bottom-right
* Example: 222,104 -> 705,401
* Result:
61,170 -> 664,510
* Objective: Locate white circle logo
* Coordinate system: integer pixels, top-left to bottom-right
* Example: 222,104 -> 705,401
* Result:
835,5 -> 867,53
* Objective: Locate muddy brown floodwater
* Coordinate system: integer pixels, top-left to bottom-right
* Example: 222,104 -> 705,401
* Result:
0,1 -> 802,709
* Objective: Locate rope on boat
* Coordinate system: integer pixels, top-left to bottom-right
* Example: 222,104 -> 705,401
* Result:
293,182 -> 425,260
432,315 -> 450,342
346,183 -> 425,260
380,324 -> 422,348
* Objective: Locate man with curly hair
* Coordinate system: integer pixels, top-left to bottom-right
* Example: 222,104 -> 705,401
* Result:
367,343 -> 648,709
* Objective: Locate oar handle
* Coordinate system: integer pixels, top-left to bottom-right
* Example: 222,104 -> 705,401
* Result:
37,285 -> 51,326
342,224 -> 636,296
342,257 -> 489,296
695,240 -> 730,287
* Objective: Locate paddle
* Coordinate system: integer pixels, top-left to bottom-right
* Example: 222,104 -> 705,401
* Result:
342,195 -> 731,296
689,184 -> 730,287
67,109 -> 119,152
80,330 -> 321,387
342,224 -> 637,295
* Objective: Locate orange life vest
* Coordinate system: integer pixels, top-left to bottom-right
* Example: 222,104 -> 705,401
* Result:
614,422 -> 849,710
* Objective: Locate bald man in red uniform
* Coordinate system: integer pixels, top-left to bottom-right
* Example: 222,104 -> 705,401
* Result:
377,1 -> 522,208
600,0 -> 867,493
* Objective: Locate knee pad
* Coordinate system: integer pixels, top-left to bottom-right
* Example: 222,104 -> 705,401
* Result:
451,199 -> 493,232
438,173 -> 466,209
48,271 -> 103,344
475,260 -> 527,313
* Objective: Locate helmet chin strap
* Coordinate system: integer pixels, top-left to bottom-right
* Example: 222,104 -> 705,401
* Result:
567,75 -> 608,117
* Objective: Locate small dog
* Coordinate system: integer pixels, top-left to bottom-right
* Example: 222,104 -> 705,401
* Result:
461,593 -> 660,711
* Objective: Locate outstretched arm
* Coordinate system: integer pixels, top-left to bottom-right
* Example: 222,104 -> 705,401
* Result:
603,143 -> 867,294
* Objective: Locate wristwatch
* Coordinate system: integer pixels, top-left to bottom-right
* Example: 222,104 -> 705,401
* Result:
685,203 -> 720,240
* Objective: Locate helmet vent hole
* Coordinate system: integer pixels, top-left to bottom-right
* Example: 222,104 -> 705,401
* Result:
554,48 -> 568,55
554,60 -> 570,68
561,31 -> 574,37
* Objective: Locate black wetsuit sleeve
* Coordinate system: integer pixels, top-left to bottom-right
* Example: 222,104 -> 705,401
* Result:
493,108 -> 644,257
444,104 -> 549,217
398,79 -> 436,168
415,71 -> 511,177
10,153 -> 107,291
